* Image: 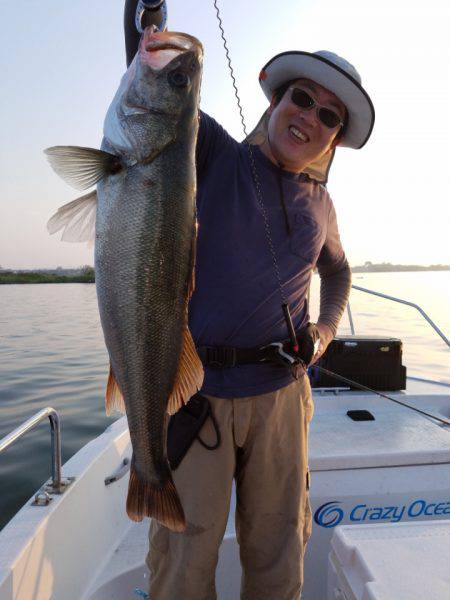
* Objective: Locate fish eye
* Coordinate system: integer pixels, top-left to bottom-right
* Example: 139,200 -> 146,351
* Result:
168,70 -> 190,88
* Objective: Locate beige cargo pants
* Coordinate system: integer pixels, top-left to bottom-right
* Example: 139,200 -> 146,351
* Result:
146,376 -> 314,600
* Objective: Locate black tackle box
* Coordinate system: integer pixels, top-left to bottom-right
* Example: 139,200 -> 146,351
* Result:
310,335 -> 407,391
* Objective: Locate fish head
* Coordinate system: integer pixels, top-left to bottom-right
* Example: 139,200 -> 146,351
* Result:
103,29 -> 203,162
136,28 -> 203,116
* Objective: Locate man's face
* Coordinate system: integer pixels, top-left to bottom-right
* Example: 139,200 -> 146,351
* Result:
266,78 -> 347,172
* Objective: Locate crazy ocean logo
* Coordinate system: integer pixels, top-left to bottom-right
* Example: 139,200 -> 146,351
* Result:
314,502 -> 345,528
314,499 -> 450,528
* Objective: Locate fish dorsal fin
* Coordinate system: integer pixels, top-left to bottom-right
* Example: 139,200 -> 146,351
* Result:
44,146 -> 122,190
47,190 -> 97,243
166,326 -> 204,415
105,365 -> 126,416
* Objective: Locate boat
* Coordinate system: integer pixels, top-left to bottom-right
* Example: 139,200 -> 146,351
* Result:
1,289 -> 449,599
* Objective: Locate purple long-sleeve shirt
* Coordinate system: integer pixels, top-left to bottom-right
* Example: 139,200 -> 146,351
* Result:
188,112 -> 350,398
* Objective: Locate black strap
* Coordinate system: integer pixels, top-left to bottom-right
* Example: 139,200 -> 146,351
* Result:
197,345 -> 270,368
197,324 -> 320,370
167,394 -> 221,470
197,403 -> 221,450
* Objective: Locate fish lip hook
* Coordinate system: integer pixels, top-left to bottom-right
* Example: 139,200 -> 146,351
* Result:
135,0 -> 168,34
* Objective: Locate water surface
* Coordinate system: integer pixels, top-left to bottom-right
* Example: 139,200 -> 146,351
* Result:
0,273 -> 449,530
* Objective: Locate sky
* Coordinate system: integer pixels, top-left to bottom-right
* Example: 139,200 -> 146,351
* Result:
1,0 -> 450,269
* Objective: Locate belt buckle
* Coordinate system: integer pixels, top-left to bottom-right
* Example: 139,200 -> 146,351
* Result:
207,346 -> 236,368
263,342 -> 298,366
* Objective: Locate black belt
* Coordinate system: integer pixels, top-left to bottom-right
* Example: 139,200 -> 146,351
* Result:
196,324 -> 321,371
197,343 -> 300,369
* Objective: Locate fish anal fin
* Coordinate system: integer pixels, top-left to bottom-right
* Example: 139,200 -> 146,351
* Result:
166,326 -> 204,416
126,463 -> 186,532
105,365 -> 126,416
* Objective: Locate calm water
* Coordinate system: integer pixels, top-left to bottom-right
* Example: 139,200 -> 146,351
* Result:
1,272 -> 449,530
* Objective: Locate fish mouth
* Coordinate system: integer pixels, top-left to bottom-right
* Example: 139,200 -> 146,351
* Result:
145,41 -> 190,53
140,28 -> 202,70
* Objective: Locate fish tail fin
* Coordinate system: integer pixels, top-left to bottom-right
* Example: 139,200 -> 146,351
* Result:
105,365 -> 126,415
166,325 -> 204,415
126,463 -> 186,532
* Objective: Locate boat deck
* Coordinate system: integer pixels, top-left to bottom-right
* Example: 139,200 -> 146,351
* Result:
1,379 -> 450,600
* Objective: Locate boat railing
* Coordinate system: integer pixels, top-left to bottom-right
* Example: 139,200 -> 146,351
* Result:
347,284 -> 450,348
0,407 -> 73,506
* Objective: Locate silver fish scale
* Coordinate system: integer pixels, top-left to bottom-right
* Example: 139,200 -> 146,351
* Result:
95,137 -> 197,487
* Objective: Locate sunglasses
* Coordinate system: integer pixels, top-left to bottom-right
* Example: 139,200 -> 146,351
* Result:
289,87 -> 344,129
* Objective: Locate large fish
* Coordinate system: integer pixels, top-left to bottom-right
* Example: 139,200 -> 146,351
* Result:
45,28 -> 204,532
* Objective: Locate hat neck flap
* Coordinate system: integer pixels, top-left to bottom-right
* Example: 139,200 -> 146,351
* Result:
244,109 -> 335,184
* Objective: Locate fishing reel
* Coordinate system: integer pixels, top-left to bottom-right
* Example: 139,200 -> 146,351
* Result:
135,0 -> 168,33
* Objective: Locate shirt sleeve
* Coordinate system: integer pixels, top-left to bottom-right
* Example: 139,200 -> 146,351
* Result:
316,199 -> 352,335
196,110 -> 237,178
317,200 -> 347,273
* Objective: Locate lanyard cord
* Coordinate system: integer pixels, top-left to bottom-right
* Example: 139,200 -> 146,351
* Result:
212,0 -> 298,348
276,162 -> 292,236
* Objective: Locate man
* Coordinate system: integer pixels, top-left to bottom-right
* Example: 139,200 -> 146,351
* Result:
124,4 -> 375,598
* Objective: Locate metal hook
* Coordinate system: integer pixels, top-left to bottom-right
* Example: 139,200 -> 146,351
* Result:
135,0 -> 168,34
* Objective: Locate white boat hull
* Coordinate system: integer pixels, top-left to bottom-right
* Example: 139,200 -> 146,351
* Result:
1,380 -> 450,600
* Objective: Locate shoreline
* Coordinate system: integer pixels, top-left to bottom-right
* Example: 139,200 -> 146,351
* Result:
1,266 -> 449,284
351,267 -> 450,274
0,274 -> 95,285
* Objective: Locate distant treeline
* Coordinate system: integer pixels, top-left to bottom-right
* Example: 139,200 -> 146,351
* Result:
2,262 -> 449,283
352,262 -> 450,273
0,266 -> 95,284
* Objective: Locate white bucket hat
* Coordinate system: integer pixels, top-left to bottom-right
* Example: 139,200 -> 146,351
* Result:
245,50 -> 375,183
258,50 -> 375,149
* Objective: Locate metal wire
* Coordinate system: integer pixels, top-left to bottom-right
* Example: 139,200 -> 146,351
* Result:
212,1 -> 248,137
212,0 -> 288,305
246,149 -> 288,304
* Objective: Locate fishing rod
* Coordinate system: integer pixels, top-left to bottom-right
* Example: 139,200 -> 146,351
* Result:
312,364 -> 450,426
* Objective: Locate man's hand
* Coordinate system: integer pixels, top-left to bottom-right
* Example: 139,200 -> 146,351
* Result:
310,322 -> 334,365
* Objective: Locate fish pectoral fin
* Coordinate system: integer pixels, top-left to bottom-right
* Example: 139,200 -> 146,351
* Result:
105,365 -> 126,416
126,463 -> 186,532
166,325 -> 204,415
47,190 -> 97,243
44,145 -> 122,191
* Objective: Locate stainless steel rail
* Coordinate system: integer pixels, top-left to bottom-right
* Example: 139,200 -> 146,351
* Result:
346,303 -> 355,335
0,407 -> 72,496
407,375 -> 450,388
350,284 -> 450,348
